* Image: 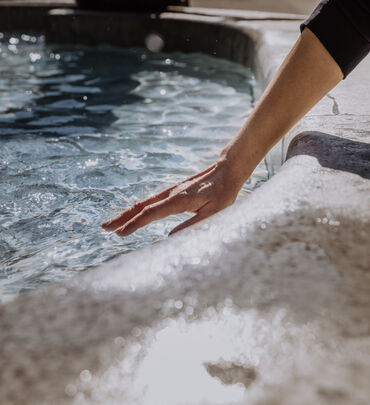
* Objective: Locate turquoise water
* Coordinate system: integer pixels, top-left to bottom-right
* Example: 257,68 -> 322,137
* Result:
0,33 -> 267,302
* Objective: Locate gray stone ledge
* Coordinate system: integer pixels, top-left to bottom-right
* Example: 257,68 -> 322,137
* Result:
287,131 -> 370,180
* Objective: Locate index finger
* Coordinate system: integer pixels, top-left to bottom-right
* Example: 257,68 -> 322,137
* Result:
101,163 -> 216,231
101,183 -> 180,231
114,193 -> 194,237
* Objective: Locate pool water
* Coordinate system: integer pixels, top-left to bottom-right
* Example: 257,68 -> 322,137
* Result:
0,33 -> 268,302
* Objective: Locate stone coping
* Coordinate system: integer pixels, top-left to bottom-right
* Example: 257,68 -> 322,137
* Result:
0,1 -> 75,30
0,0 -> 75,3
0,3 -> 369,405
168,5 -> 307,21
191,0 -> 319,15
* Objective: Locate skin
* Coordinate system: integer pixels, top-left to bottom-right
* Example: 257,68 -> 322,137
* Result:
101,28 -> 343,237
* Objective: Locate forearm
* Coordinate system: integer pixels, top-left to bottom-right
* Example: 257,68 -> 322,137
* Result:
220,28 -> 343,180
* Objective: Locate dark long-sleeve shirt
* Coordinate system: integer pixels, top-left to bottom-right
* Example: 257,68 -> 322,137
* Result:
301,0 -> 370,78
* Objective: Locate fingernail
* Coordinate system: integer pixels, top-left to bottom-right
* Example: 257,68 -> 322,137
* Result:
115,228 -> 127,237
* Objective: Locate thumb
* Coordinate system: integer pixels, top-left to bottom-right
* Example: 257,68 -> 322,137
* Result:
169,203 -> 215,236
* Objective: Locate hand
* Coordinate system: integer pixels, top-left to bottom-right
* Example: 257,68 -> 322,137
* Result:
101,157 -> 246,236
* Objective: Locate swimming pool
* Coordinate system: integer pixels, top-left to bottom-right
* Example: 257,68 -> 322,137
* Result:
0,33 -> 268,302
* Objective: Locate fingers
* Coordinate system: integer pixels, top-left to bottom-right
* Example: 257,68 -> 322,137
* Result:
178,162 -> 216,184
101,183 -> 181,231
115,195 -> 189,237
101,163 -> 217,232
168,202 -> 216,236
101,203 -> 144,231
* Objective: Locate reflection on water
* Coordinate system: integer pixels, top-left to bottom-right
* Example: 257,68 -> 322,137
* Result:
0,33 -> 267,302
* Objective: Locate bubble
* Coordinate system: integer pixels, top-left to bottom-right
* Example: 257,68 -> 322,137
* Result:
65,384 -> 77,397
21,34 -> 31,42
145,33 -> 164,53
29,53 -> 41,63
80,369 -> 92,383
132,327 -> 142,337
114,336 -> 125,347
185,306 -> 194,316
8,44 -> 18,53
175,300 -> 183,310
329,219 -> 340,226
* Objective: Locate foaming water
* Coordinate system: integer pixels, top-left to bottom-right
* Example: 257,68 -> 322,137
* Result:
0,33 -> 267,302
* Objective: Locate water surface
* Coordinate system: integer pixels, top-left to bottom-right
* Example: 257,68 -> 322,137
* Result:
0,33 -> 268,302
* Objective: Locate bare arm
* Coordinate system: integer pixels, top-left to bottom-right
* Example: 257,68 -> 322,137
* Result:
220,28 -> 343,178
102,28 -> 343,236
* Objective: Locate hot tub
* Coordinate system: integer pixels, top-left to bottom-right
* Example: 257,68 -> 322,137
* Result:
0,4 -> 369,405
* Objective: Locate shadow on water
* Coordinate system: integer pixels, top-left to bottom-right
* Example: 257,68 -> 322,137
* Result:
0,44 -> 145,138
0,36 -> 254,139
286,131 -> 370,180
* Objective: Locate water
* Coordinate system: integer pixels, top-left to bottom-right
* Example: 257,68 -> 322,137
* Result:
0,33 -> 268,302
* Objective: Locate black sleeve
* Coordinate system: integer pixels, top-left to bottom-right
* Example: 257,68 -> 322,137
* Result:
301,0 -> 370,78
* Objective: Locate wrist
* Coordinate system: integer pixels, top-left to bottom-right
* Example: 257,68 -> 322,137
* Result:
218,143 -> 256,184
217,149 -> 252,188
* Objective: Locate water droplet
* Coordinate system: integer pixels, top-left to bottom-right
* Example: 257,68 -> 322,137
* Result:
145,33 -> 164,52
